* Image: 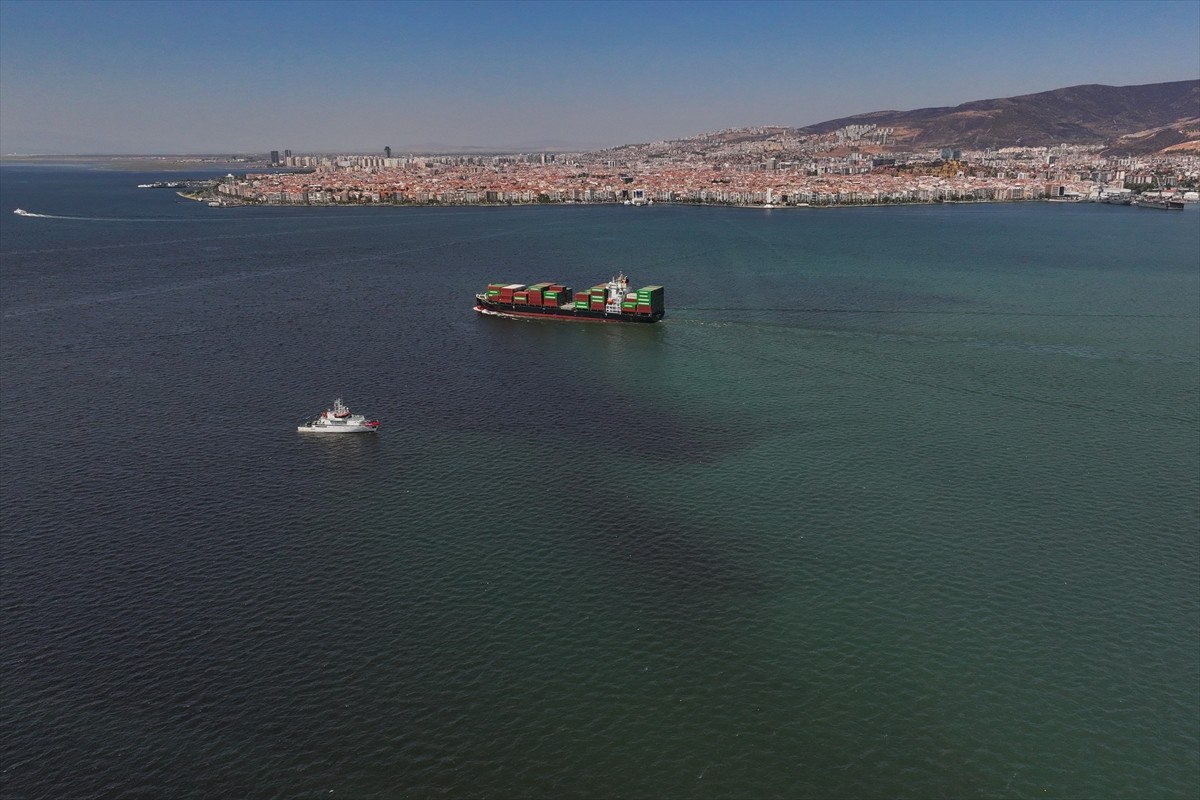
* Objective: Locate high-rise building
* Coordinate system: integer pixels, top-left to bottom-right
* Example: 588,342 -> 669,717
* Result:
385,146 -> 392,159
270,151 -> 280,166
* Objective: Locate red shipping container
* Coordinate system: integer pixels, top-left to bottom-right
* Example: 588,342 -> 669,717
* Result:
527,294 -> 542,306
590,302 -> 605,311
547,284 -> 565,293
574,292 -> 588,302
637,305 -> 651,314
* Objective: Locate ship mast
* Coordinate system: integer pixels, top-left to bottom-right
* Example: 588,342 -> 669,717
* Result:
606,272 -> 630,312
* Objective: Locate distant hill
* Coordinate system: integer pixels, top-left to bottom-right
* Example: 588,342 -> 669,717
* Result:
798,80 -> 1200,154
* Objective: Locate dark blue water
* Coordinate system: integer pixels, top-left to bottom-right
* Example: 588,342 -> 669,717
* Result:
2,166 -> 1198,799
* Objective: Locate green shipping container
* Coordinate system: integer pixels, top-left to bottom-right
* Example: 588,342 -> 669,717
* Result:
574,301 -> 589,309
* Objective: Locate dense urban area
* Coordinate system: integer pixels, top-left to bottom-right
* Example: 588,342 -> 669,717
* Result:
206,124 -> 1200,208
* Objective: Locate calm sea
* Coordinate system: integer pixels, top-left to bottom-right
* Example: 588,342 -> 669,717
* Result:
2,165 -> 1197,800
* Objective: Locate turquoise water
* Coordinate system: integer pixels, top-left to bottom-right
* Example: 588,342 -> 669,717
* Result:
2,170 -> 1197,798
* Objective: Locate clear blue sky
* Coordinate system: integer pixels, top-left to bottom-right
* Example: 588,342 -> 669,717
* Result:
1,0 -> 1197,154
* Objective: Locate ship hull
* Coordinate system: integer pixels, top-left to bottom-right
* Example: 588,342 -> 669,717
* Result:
474,298 -> 663,323
297,425 -> 377,433
1135,199 -> 1186,210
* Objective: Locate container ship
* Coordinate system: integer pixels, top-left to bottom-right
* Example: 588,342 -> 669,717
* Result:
474,272 -> 664,323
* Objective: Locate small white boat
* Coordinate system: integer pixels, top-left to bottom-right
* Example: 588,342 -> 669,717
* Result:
297,397 -> 380,433
13,208 -> 31,216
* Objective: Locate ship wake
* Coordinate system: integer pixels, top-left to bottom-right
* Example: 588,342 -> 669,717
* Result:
12,208 -> 209,223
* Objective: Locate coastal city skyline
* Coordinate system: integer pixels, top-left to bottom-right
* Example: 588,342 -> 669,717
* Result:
1,0 -> 1198,155
203,137 -> 1197,210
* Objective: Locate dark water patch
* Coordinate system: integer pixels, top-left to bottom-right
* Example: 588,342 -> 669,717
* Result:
385,315 -> 761,464
577,513 -> 768,599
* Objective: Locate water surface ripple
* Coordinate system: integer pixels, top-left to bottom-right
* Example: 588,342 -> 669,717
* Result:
2,170 -> 1198,799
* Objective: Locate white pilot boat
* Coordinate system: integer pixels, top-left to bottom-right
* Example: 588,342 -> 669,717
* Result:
297,397 -> 380,433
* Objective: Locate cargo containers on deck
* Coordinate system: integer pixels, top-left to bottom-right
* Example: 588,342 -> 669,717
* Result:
475,272 -> 664,323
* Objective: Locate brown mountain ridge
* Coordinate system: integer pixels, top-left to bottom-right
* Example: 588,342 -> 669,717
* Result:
798,80 -> 1200,154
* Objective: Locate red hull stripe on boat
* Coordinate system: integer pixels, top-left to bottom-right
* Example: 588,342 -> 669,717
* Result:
474,305 -> 657,324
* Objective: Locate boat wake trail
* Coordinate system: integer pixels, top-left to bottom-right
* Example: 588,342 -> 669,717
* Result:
677,306 -> 1195,320
660,334 -> 1197,425
13,208 -> 207,223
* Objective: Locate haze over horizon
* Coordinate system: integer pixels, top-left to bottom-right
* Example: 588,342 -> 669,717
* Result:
1,0 -> 1198,156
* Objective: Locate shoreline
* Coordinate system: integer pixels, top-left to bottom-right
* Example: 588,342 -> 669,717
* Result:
173,197 -> 1148,211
